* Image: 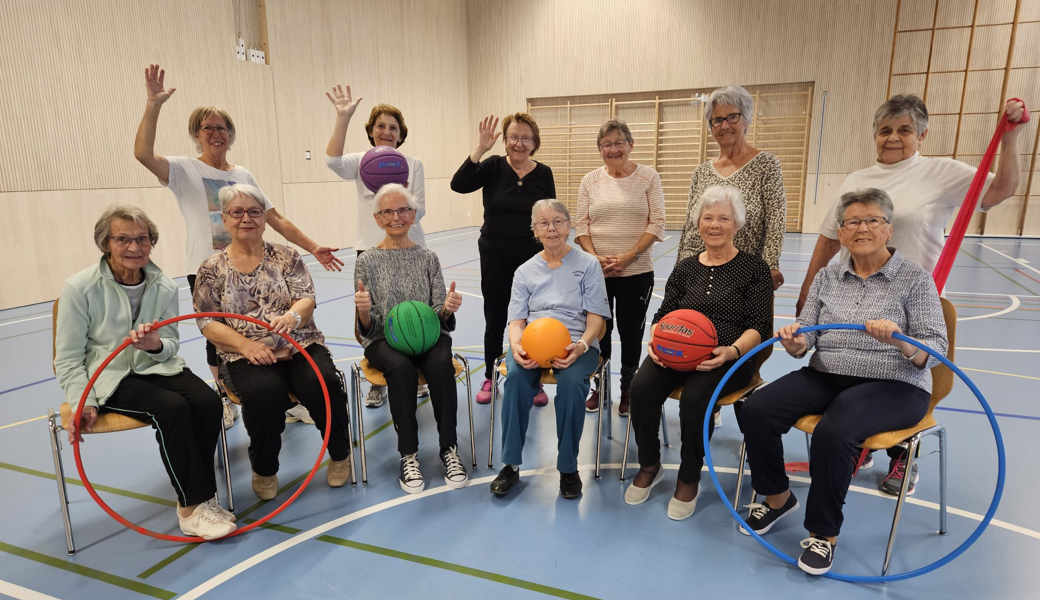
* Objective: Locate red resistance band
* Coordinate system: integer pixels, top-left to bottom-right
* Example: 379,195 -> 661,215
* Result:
932,99 -> 1030,292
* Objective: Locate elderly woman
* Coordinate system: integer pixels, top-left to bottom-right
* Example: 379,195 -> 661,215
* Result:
625,186 -> 773,520
134,63 -> 341,426
489,200 -> 610,499
54,206 -> 235,539
575,119 -> 666,416
325,85 -> 429,407
192,184 -> 352,501
353,184 -> 467,494
677,85 -> 787,290
797,94 -> 1024,495
451,113 -> 557,406
740,188 -> 948,575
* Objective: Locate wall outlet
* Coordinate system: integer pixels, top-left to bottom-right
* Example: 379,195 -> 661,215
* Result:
305,150 -> 311,160
236,38 -> 246,61
257,50 -> 265,64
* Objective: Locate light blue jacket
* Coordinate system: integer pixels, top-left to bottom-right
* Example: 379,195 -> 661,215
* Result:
54,258 -> 186,412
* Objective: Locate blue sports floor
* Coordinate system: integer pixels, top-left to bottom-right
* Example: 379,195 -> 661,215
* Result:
1,228 -> 1038,599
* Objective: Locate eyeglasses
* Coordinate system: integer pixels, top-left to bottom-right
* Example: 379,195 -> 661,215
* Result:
507,135 -> 535,146
598,140 -> 629,150
840,217 -> 889,230
110,235 -> 153,248
378,207 -> 415,218
200,125 -> 229,134
709,113 -> 742,128
534,218 -> 569,231
225,208 -> 266,219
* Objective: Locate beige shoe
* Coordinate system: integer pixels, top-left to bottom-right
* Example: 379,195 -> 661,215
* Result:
624,466 -> 665,506
327,458 -> 352,487
667,483 -> 700,521
177,504 -> 236,540
252,472 -> 279,500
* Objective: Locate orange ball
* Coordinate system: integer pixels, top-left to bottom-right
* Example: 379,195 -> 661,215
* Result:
520,317 -> 572,368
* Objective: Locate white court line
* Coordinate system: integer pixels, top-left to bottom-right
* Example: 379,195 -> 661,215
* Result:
427,230 -> 481,244
652,293 -> 664,299
0,314 -> 49,328
0,580 -> 62,600
956,347 -> 1040,353
958,294 -> 1021,321
177,463 -> 1040,599
948,290 -> 1040,299
980,243 -> 1040,276
456,290 -> 484,300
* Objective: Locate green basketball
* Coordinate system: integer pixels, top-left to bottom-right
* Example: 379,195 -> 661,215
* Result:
384,300 -> 442,356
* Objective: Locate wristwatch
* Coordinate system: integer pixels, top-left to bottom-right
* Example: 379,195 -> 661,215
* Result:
288,311 -> 302,328
575,339 -> 590,354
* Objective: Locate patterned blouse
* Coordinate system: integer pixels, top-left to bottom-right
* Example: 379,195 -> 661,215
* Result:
799,249 -> 948,392
193,242 -> 326,363
676,152 -> 787,270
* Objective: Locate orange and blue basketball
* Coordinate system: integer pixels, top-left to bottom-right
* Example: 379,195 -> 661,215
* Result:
360,146 -> 409,193
520,317 -> 572,368
384,301 -> 441,356
652,309 -> 717,370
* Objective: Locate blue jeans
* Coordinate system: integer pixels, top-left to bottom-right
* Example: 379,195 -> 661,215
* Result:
500,348 -> 600,473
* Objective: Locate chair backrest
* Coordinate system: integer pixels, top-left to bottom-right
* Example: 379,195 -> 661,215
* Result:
926,297 -> 957,413
52,300 -> 59,376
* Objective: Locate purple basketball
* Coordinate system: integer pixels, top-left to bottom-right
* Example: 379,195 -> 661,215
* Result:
360,146 -> 409,193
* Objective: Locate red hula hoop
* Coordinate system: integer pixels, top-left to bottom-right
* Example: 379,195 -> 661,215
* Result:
71,311 -> 332,543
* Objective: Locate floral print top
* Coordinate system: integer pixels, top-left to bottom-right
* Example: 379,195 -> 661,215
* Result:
193,242 -> 325,363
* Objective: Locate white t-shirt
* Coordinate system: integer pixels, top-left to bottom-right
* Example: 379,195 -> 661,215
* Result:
164,156 -> 275,272
819,152 -> 994,272
325,152 -> 426,250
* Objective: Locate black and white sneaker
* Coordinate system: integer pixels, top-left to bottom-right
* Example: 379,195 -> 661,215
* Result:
798,536 -> 835,575
440,445 -> 468,489
399,453 -> 425,494
740,492 -> 799,535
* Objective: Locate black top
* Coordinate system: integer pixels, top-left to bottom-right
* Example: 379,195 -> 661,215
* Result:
653,251 -> 774,347
450,155 -> 556,253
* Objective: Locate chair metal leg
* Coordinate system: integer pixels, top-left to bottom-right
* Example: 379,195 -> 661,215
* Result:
455,354 -> 476,469
620,407 -> 633,482
335,369 -> 358,487
604,359 -> 612,440
734,440 -> 748,511
488,356 -> 503,469
938,427 -> 947,535
882,434 -> 923,575
217,407 -> 235,511
804,431 -> 811,460
661,411 -> 670,447
351,364 -> 369,484
595,364 -> 605,479
48,408 -> 75,555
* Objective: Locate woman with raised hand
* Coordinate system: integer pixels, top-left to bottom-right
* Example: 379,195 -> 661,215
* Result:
451,113 -> 556,407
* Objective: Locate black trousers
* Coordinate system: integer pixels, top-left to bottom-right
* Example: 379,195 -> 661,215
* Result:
739,367 -> 929,537
601,271 -> 655,391
223,344 -> 351,476
186,275 -> 220,367
103,369 -> 222,507
478,237 -> 539,380
629,355 -> 754,483
364,335 -> 458,456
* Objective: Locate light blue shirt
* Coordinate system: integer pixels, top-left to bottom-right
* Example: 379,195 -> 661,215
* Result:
508,247 -> 611,350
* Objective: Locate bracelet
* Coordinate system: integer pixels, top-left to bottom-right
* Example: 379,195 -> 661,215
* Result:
288,311 -> 302,329
731,345 -> 742,359
575,339 -> 590,354
904,346 -> 921,361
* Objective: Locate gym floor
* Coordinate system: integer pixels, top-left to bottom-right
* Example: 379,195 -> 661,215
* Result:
1,228 -> 1037,599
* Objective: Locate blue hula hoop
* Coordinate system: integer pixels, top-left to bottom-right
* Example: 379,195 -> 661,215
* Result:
702,323 -> 1006,583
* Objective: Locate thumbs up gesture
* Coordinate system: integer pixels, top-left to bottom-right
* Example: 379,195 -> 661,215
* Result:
355,281 -> 371,315
443,281 -> 462,315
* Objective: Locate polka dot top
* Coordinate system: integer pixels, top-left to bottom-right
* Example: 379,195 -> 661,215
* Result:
653,251 -> 774,347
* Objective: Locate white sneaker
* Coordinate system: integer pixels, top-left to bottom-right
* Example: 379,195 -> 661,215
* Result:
285,403 -> 314,424
399,453 -> 425,494
222,401 -> 238,430
366,385 -> 386,408
178,503 -> 236,539
204,497 -> 236,523
417,384 -> 430,398
439,445 -> 468,489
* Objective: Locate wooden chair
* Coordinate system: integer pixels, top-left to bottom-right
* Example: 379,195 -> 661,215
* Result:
486,323 -> 611,478
349,354 -> 474,484
735,297 -> 956,575
618,345 -> 773,512
46,300 -> 231,555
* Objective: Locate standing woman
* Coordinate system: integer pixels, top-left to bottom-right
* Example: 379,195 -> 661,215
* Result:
451,113 -> 556,405
325,84 -> 428,408
676,85 -> 787,290
134,64 -> 343,427
575,119 -> 666,416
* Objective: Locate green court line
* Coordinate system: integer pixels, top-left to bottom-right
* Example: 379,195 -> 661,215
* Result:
0,462 -> 177,507
135,543 -> 199,579
958,249 -> 1040,295
316,536 -> 601,600
0,542 -> 176,599
241,518 -> 302,535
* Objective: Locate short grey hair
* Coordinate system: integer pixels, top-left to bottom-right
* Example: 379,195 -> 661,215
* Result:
218,183 -> 266,213
834,188 -> 895,227
373,183 -> 418,214
531,199 -> 571,241
704,85 -> 754,133
596,118 -> 634,147
691,185 -> 746,230
873,94 -> 928,135
93,205 -> 159,253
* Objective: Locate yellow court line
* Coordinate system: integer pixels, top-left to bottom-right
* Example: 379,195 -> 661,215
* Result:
0,415 -> 46,430
961,367 -> 1040,382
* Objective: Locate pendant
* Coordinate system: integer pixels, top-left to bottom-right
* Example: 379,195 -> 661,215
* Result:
517,180 -> 523,186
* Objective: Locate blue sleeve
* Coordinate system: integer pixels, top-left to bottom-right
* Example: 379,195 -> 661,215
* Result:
580,256 -> 611,319
507,266 -> 530,323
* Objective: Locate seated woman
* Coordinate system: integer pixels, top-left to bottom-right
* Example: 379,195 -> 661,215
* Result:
54,205 -> 235,539
490,199 -> 610,500
625,186 -> 773,520
739,188 -> 948,575
193,184 -> 352,501
353,183 -> 467,494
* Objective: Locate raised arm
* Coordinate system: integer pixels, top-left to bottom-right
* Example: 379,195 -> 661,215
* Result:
451,116 -> 499,193
981,99 -> 1026,210
266,208 -> 344,272
325,84 -> 363,158
133,64 -> 176,184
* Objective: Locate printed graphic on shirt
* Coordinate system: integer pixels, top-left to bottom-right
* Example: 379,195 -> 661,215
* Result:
203,177 -> 236,250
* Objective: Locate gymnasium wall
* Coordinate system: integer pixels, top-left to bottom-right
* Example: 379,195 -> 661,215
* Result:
0,0 -> 478,309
